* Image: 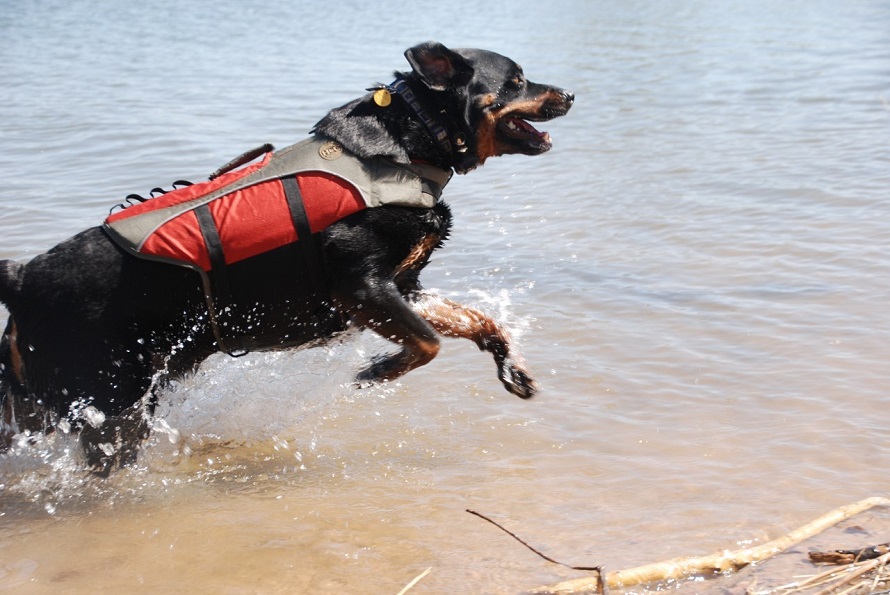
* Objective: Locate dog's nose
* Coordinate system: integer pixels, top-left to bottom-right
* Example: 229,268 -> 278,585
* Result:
562,90 -> 575,106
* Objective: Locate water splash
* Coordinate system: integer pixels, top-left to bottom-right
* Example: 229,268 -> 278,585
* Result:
1,285 -> 528,515
0,333 -> 378,510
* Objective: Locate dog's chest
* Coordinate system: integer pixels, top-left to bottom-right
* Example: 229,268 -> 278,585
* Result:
395,202 -> 452,275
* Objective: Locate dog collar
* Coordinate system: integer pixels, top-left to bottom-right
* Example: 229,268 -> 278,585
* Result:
378,78 -> 455,158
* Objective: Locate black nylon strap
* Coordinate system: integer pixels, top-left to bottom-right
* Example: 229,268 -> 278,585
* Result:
386,78 -> 454,157
195,204 -> 245,355
420,179 -> 443,199
195,205 -> 230,299
281,175 -> 324,296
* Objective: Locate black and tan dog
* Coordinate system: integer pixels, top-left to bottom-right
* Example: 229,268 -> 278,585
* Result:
0,42 -> 573,472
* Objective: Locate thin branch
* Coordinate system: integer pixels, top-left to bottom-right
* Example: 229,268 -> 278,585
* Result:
466,509 -> 608,594
396,567 -> 431,595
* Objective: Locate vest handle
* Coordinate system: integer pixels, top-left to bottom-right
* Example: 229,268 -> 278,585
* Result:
209,143 -> 275,180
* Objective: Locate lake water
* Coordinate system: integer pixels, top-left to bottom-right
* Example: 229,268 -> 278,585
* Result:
1,1 -> 889,593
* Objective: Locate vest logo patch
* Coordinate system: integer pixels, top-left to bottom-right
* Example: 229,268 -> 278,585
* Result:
318,141 -> 343,161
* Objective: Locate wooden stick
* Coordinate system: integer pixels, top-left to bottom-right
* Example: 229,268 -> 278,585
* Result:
396,567 -> 431,595
868,554 -> 888,593
771,563 -> 856,593
530,497 -> 890,594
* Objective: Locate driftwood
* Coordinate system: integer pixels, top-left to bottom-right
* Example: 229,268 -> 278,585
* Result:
808,543 -> 890,565
528,496 -> 890,594
757,551 -> 890,595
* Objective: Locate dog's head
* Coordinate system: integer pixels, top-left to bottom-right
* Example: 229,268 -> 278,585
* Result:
313,42 -> 573,174
403,42 -> 574,173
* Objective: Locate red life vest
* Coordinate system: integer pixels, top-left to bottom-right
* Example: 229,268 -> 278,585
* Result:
105,145 -> 363,272
104,137 -> 450,271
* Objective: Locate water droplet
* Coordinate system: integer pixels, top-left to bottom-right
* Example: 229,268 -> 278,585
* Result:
83,406 -> 106,428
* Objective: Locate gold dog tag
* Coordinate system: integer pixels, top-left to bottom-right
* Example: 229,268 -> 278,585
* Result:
373,88 -> 392,107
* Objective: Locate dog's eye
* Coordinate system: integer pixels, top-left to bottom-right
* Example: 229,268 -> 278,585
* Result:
509,74 -> 525,88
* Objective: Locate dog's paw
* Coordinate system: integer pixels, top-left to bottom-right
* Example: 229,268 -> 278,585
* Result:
356,356 -> 383,380
498,358 -> 537,399
354,375 -> 381,390
355,354 -> 392,388
354,372 -> 378,390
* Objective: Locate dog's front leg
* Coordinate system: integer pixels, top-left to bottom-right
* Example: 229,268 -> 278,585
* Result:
334,279 -> 442,384
410,293 -> 537,399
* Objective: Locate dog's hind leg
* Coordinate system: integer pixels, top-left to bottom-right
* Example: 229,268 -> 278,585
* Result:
410,293 -> 537,399
79,403 -> 151,477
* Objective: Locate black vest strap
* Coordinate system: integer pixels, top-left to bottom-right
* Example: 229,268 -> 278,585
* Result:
194,205 -> 229,299
194,204 -> 246,356
281,175 -> 324,297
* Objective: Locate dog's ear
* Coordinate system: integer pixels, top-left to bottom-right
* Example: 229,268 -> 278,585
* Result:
404,42 -> 473,91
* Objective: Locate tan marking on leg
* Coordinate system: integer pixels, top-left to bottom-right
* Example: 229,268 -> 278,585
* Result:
7,321 -> 26,386
412,294 -> 537,398
413,296 -> 510,348
396,233 -> 441,277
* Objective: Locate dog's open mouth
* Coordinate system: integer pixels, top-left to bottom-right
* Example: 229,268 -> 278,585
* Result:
497,115 -> 553,153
